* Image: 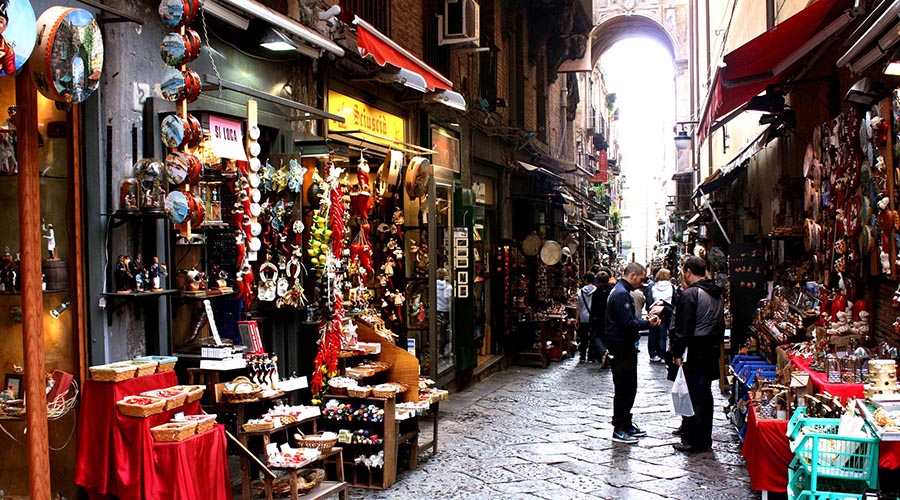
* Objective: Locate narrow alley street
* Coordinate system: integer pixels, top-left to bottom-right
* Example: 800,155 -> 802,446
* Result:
351,338 -> 754,500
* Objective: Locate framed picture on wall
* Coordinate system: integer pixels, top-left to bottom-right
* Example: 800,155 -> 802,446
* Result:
431,125 -> 460,173
3,373 -> 22,400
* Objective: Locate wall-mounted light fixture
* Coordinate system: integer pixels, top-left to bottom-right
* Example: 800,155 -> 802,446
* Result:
674,121 -> 698,151
426,90 -> 467,111
845,77 -> 880,106
50,298 -> 71,319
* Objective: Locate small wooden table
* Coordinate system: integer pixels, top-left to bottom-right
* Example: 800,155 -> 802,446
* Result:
270,448 -> 348,500
238,415 -> 319,500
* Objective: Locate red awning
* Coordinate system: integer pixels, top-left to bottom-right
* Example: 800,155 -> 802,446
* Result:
698,0 -> 850,144
354,16 -> 453,92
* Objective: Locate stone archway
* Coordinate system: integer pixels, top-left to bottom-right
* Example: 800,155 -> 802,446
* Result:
591,13 -> 685,74
591,3 -> 691,122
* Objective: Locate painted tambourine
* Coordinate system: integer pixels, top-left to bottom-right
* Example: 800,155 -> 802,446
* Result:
158,0 -> 202,30
802,144 -> 814,178
160,68 -> 200,103
0,0 -> 37,77
164,190 -> 189,224
405,156 -> 432,199
188,193 -> 205,228
160,113 -> 201,149
165,152 -> 200,186
160,29 -> 200,67
32,7 -> 103,103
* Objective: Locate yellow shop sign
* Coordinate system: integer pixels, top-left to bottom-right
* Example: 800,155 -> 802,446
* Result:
327,90 -> 405,146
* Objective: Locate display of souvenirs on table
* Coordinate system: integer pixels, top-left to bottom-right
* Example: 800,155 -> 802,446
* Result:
267,447 -> 320,469
322,399 -> 385,423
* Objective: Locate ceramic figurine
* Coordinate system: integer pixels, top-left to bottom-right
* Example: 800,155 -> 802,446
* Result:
149,256 -> 167,291
0,247 -> 13,292
41,223 -> 56,260
115,255 -> 134,293
130,253 -> 146,292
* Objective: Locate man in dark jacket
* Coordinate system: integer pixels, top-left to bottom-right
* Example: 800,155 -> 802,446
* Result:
670,256 -> 724,453
605,262 -> 661,444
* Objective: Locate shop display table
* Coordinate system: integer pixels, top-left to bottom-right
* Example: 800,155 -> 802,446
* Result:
269,448 -> 348,500
512,319 -> 549,368
238,414 -> 320,500
75,371 -> 231,500
742,404 -> 791,493
790,354 -> 864,402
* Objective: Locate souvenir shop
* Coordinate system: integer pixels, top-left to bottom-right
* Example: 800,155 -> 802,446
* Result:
0,1 -> 451,498
701,4 -> 900,498
496,160 -> 581,369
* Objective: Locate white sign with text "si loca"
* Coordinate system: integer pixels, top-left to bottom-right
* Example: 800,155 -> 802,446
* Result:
209,115 -> 248,161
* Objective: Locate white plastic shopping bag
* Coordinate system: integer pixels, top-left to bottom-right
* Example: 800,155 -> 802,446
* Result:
671,366 -> 694,417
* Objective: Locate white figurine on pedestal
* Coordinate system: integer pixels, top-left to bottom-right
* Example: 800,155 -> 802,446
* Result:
42,223 -> 56,260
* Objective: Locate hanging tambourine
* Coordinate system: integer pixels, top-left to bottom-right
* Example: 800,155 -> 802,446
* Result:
158,0 -> 201,30
0,0 -> 37,77
375,150 -> 403,197
164,190 -> 189,224
188,193 -> 205,228
540,240 -> 562,266
522,232 -> 542,257
160,29 -> 200,66
32,7 -> 103,103
405,156 -> 432,200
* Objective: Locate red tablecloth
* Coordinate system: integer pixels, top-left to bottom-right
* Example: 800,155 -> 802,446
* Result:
742,404 -> 792,492
790,354 -> 865,402
154,424 -> 231,500
74,371 -> 231,500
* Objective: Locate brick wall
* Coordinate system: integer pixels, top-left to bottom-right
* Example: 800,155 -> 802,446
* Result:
391,0 -> 424,58
874,280 -> 900,347
548,78 -> 563,154
524,45 -> 538,134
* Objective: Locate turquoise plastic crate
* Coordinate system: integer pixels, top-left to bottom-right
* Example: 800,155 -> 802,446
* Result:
788,465 -> 866,500
787,408 -> 879,491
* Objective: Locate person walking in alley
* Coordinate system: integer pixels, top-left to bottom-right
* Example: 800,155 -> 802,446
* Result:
589,269 -> 613,366
670,256 -> 725,453
605,262 -> 661,444
646,269 -> 675,363
576,272 -> 597,363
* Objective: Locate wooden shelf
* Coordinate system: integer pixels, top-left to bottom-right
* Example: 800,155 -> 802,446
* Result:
173,291 -> 237,302
239,414 -> 318,437
101,289 -> 178,299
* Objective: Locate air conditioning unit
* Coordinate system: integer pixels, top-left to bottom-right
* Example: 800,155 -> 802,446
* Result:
438,0 -> 480,46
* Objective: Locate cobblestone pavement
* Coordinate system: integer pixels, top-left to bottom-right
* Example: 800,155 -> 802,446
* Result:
350,338 -> 755,500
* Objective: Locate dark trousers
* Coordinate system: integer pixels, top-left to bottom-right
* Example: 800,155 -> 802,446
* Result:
578,322 -> 591,360
609,341 -> 638,430
683,363 -> 714,449
648,322 -> 668,359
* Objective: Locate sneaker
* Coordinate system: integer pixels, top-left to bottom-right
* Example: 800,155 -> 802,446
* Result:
612,429 -> 639,444
650,356 -> 662,363
601,353 -> 611,368
626,424 -> 647,437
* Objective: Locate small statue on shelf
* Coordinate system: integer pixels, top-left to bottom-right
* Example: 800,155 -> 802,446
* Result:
148,256 -> 168,291
41,223 -> 56,260
0,247 -> 13,292
130,253 -> 146,292
115,255 -> 134,293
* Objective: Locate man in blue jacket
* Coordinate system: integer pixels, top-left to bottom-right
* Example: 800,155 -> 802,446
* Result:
605,262 -> 661,444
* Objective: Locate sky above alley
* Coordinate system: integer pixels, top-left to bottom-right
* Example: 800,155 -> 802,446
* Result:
600,37 -> 676,266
